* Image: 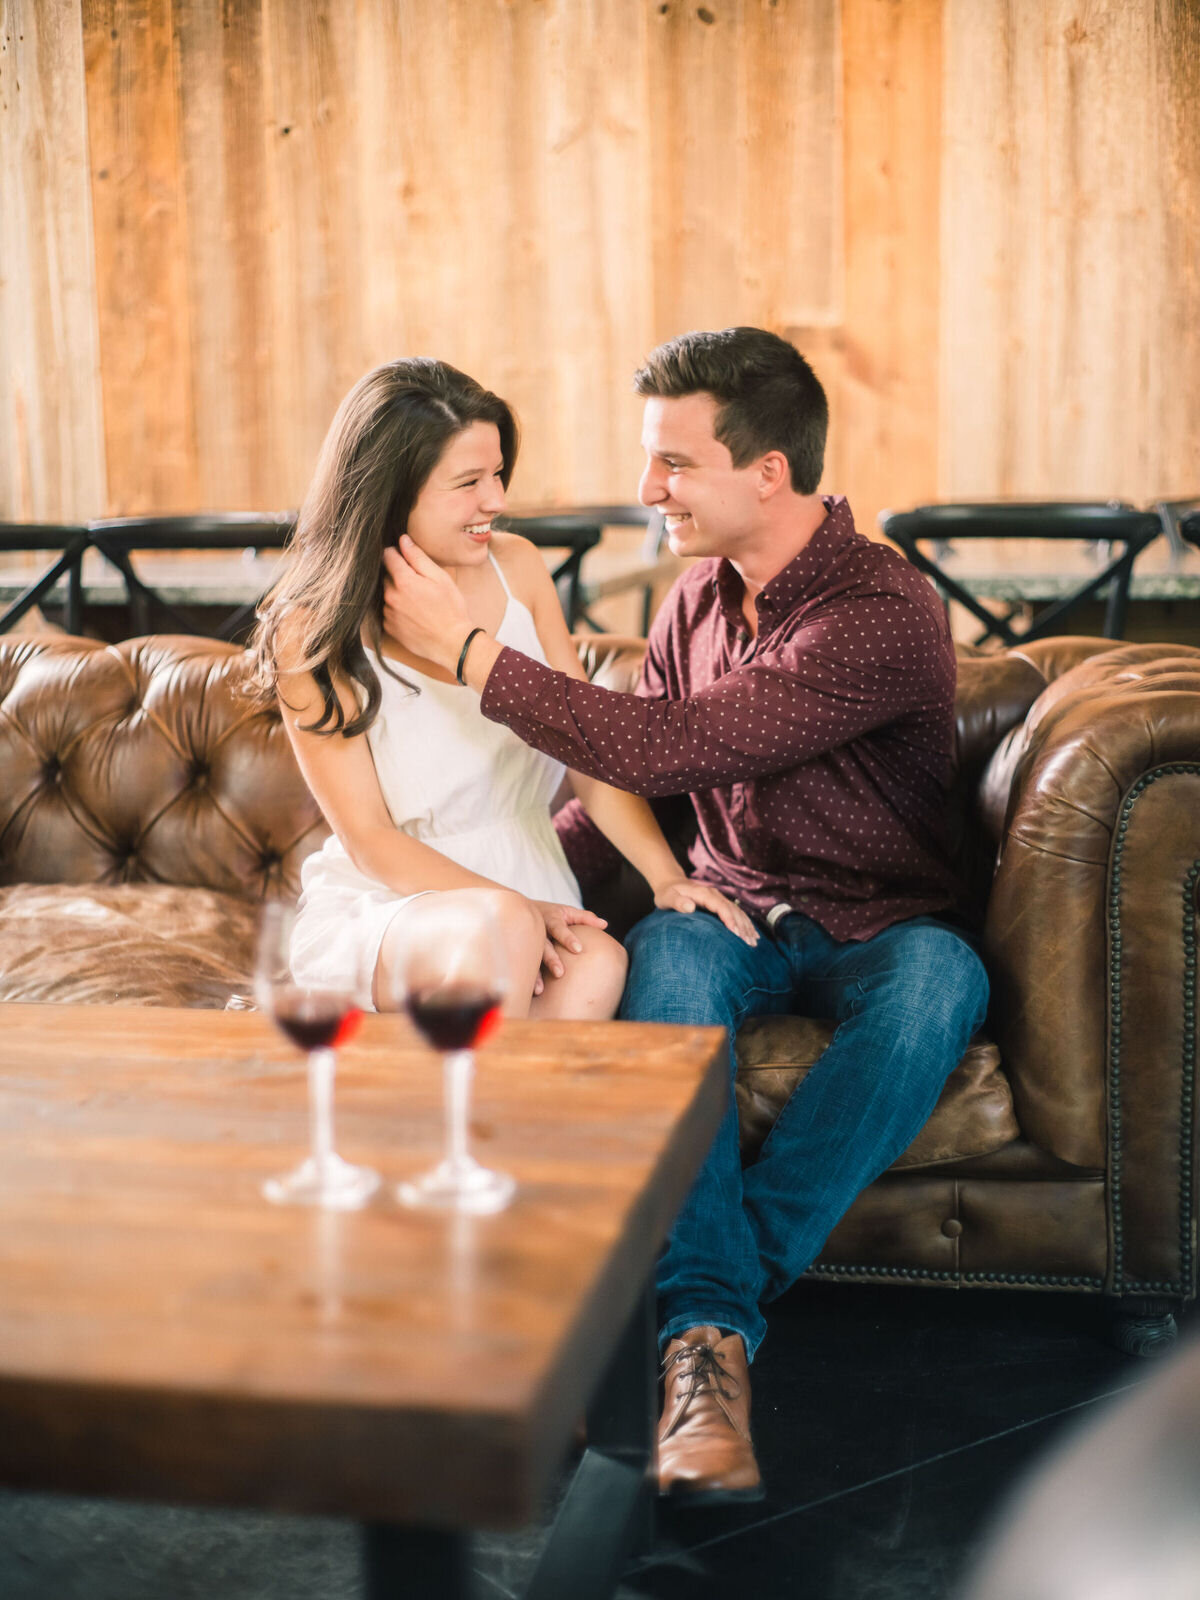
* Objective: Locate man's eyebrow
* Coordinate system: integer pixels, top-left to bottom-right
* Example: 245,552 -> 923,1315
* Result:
644,444 -> 695,464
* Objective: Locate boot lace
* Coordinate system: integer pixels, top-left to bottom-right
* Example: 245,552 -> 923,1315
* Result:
660,1340 -> 748,1440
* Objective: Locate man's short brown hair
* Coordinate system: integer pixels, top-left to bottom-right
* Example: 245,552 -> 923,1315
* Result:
633,327 -> 828,494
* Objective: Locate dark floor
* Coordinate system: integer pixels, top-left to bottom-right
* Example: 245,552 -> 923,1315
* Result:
0,1281 -> 1177,1600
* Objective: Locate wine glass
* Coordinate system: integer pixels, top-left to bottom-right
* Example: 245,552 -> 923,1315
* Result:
395,897 -> 515,1215
255,901 -> 381,1210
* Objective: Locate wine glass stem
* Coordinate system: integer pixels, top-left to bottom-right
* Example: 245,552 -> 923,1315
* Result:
444,1049 -> 475,1173
307,1047 -> 337,1175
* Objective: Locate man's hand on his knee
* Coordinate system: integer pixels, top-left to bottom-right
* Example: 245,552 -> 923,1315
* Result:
652,878 -> 759,947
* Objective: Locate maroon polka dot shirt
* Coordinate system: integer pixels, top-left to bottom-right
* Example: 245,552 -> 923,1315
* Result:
481,497 -> 960,942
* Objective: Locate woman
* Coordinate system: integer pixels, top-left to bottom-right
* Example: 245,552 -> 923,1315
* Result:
250,358 -> 754,1019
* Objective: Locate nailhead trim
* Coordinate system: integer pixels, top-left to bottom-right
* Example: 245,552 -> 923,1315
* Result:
807,1264 -> 1103,1289
805,764 -> 1199,1300
1108,768 -> 1199,1297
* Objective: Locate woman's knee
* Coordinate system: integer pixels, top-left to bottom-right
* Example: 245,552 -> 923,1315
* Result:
408,886 -> 544,989
579,924 -> 628,993
532,924 -> 628,1020
477,887 -> 543,950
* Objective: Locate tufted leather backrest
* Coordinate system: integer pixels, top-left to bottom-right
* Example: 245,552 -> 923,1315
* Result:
0,636 -> 326,899
0,629 -> 1182,915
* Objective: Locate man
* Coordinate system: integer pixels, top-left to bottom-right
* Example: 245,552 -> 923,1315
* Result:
381,327 -> 989,1503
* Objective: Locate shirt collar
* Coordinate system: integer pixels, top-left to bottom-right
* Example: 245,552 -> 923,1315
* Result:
714,496 -> 858,624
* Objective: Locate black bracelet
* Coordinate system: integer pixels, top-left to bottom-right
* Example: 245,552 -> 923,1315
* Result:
455,627 -> 486,685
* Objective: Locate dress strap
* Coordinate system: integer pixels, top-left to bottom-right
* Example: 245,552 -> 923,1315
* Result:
489,549 -> 515,602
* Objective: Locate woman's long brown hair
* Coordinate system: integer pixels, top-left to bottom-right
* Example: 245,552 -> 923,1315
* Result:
248,358 -> 518,737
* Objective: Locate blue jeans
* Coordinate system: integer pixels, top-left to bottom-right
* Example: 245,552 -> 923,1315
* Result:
620,907 -> 989,1362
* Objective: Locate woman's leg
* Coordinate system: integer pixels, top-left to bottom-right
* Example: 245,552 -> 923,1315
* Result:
372,888 -> 546,1014
529,924 -> 628,1021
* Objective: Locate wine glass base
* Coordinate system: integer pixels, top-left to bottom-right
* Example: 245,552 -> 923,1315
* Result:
397,1158 -> 515,1216
263,1154 -> 381,1210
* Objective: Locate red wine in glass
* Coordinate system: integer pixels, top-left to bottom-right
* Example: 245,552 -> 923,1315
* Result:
271,985 -> 363,1053
406,986 -> 501,1052
395,898 -> 514,1214
255,902 -> 379,1210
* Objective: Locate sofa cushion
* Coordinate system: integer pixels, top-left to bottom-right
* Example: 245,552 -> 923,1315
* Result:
0,883 -> 258,1007
734,1015 -> 1017,1170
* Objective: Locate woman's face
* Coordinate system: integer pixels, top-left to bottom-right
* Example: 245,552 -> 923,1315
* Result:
405,421 -> 506,569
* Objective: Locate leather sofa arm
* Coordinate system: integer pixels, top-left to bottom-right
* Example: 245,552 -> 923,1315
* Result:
983,649 -> 1200,1296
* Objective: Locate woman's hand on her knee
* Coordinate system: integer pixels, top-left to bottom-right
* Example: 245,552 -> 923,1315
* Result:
652,877 -> 759,947
531,900 -> 610,981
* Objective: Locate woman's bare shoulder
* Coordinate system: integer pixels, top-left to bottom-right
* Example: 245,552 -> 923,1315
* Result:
490,530 -> 555,602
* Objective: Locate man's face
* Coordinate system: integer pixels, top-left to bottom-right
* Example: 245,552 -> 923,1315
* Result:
637,393 -> 761,560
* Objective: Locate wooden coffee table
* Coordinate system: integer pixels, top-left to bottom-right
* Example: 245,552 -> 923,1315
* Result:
0,1004 -> 726,1598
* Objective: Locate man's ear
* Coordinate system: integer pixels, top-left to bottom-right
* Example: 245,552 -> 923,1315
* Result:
757,450 -> 790,499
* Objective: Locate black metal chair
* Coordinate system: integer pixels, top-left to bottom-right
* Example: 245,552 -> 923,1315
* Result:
879,502 -> 1162,648
0,523 -> 93,635
1157,499 -> 1200,557
497,515 -> 605,630
2,507 -> 670,642
86,513 -> 297,640
505,506 -> 669,634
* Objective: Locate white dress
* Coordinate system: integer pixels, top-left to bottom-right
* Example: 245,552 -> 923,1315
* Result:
290,553 -> 581,1008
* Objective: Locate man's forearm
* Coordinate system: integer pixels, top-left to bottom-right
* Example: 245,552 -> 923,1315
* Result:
568,772 -> 683,894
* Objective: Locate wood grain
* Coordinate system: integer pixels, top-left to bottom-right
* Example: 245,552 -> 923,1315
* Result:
82,0 -> 199,514
0,1004 -> 725,1527
803,0 -> 942,534
0,0 -> 106,520
4,2 -> 1196,554
940,0 -> 1200,507
174,0 -> 273,508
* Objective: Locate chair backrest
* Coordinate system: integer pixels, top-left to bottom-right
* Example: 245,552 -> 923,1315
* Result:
500,506 -> 667,628
880,502 -> 1162,648
498,515 -> 604,627
0,523 -> 93,635
1158,499 -> 1200,555
86,511 -> 298,548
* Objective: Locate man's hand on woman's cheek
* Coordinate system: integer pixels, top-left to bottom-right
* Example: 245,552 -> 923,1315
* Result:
381,538 -> 469,669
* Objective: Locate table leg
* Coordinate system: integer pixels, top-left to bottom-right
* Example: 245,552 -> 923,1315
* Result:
524,1275 -> 657,1599
362,1522 -> 470,1600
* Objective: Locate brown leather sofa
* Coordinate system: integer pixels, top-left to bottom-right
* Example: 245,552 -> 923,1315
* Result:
2,630 -> 1197,1349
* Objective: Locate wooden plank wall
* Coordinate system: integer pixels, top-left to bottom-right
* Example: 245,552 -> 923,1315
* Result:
941,0 -> 1200,505
0,0 -> 106,520
2,0 -> 1197,530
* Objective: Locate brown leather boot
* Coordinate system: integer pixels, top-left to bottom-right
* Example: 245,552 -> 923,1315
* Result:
657,1325 -> 764,1504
